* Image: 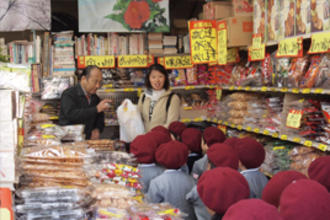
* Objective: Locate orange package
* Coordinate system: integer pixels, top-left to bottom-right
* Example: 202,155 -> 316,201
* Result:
0,188 -> 14,220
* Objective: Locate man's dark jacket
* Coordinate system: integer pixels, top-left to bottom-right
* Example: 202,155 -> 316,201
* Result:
59,84 -> 104,139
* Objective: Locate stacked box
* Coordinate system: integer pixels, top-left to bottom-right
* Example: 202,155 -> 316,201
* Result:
203,1 -> 233,20
0,90 -> 17,190
233,0 -> 253,16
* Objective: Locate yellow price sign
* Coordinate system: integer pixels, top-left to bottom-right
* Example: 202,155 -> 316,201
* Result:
308,32 -> 330,54
252,34 -> 262,49
293,137 -> 301,143
280,87 -> 288,92
245,86 -> 251,91
254,128 -> 260,133
263,130 -> 270,135
280,135 -> 288,140
261,86 -> 268,92
216,87 -> 222,100
248,44 -> 265,61
246,126 -> 252,131
229,86 -> 235,90
272,133 -> 279,138
164,55 -> 193,69
231,123 -> 236,128
217,20 -> 227,65
286,109 -> 303,129
237,125 -> 243,130
77,56 -> 115,68
318,144 -> 327,152
302,88 -> 311,94
227,48 -> 239,63
189,20 -> 217,64
224,121 -> 229,126
49,116 -> 59,120
304,140 -> 313,147
291,88 -> 299,93
41,124 -> 55,129
313,88 -> 324,94
117,55 -> 149,68
276,37 -> 303,57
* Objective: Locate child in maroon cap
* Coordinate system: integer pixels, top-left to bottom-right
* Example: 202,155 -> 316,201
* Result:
235,137 -> 268,198
279,179 -> 330,220
222,199 -> 282,220
308,155 -> 330,192
181,128 -> 203,173
130,134 -> 165,193
191,126 -> 226,181
197,167 -> 250,219
147,140 -> 196,220
168,121 -> 187,140
186,143 -> 239,220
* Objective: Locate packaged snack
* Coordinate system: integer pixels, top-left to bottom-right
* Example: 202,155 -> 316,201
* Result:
295,0 -> 311,35
280,0 -> 295,38
311,0 -> 330,32
41,77 -> 72,100
253,0 -> 267,41
287,56 -> 309,88
300,55 -> 321,88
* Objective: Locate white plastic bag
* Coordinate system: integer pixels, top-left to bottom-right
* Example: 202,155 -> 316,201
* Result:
116,99 -> 144,142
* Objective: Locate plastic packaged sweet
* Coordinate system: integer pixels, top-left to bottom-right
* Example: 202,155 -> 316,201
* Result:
16,202 -> 77,213
262,54 -> 274,86
289,146 -> 326,176
227,101 -> 248,110
275,58 -> 291,87
128,202 -> 185,220
287,56 -> 309,88
41,77 -> 72,100
21,145 -> 91,159
300,55 -> 321,88
314,54 -> 330,89
87,151 -> 137,166
16,187 -> 85,200
16,208 -> 85,220
94,207 -> 130,220
19,175 -> 90,188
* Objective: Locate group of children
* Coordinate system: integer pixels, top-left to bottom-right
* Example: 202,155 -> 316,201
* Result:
129,121 -> 330,220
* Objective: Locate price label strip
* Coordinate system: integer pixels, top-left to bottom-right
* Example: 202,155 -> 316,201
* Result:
118,55 -> 149,68
286,109 -> 303,129
189,20 -> 217,64
164,55 -> 192,69
77,56 -> 115,68
276,37 -> 303,57
308,32 -> 330,54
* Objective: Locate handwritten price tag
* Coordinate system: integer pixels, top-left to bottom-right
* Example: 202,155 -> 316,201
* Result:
77,56 -> 115,68
252,34 -> 262,48
189,20 -> 217,64
217,21 -> 227,65
286,109 -> 303,129
308,32 -> 330,54
248,44 -> 265,61
216,87 -> 222,100
164,55 -> 192,69
276,37 -> 303,57
118,55 -> 149,68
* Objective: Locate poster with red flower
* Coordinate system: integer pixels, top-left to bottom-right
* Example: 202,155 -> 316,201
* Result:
79,0 -> 169,32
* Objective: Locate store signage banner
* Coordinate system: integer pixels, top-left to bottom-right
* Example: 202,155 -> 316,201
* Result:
0,0 -> 50,31
78,0 -> 170,33
189,20 -> 217,64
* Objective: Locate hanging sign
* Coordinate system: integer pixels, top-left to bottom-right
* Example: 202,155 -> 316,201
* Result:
248,34 -> 265,61
217,20 -> 227,65
248,44 -> 265,61
77,56 -> 115,68
117,55 -> 150,68
189,20 -> 217,64
164,55 -> 192,69
227,48 -> 240,63
286,109 -> 303,129
308,32 -> 330,54
276,37 -> 303,57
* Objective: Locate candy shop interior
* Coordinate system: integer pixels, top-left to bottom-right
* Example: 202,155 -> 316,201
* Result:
0,0 -> 329,219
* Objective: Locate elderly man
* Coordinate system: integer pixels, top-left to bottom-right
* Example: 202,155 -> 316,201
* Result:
59,65 -> 111,139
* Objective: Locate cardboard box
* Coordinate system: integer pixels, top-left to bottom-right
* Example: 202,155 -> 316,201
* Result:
253,0 -> 267,42
0,90 -> 16,121
233,0 -> 253,16
222,16 -> 253,47
203,1 -> 233,20
311,0 -> 330,32
0,120 -> 16,151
